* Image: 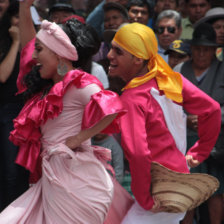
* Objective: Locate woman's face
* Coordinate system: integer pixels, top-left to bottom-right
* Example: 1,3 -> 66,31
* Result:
212,19 -> 224,45
32,39 -> 62,83
191,45 -> 216,70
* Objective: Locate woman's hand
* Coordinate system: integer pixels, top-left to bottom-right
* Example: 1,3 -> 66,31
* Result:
185,154 -> 200,168
9,26 -> 20,43
65,114 -> 117,151
65,135 -> 81,150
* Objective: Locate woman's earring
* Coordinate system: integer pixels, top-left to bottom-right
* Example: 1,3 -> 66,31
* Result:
57,60 -> 68,76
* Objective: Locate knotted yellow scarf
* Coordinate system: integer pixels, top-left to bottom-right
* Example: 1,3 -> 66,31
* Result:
113,23 -> 183,103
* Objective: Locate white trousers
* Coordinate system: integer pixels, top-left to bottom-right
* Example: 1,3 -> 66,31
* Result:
121,201 -> 186,224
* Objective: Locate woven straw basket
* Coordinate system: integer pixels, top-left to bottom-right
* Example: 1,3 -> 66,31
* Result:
151,162 -> 219,213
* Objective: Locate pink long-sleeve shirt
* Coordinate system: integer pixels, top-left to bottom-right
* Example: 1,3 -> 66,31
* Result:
120,76 -> 221,210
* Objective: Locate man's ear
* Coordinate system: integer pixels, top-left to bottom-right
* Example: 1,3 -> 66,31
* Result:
133,56 -> 145,66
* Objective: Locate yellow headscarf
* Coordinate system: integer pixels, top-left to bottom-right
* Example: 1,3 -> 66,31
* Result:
113,23 -> 183,103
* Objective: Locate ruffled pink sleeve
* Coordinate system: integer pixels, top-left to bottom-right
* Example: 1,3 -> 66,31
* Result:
9,94 -> 43,182
82,90 -> 126,133
17,38 -> 36,94
10,70 -> 125,183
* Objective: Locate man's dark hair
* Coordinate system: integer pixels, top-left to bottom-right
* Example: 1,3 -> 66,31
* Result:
127,0 -> 152,16
103,2 -> 129,20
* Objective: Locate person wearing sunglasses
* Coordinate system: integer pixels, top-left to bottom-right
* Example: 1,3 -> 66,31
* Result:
155,9 -> 182,63
153,0 -> 179,27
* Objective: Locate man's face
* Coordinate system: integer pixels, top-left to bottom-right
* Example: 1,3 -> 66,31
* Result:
168,51 -> 190,68
49,10 -> 74,24
0,0 -> 9,20
104,9 -> 127,30
107,41 -> 137,82
128,5 -> 149,25
154,0 -> 177,14
156,18 -> 182,50
187,0 -> 211,24
212,19 -> 224,45
191,45 -> 216,70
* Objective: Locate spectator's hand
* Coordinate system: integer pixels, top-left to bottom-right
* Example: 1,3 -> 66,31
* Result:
8,26 -> 20,43
187,114 -> 198,131
185,154 -> 200,168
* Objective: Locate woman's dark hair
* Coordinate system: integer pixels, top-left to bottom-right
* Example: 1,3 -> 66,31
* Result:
22,66 -> 54,101
22,18 -> 101,100
62,18 -> 101,73
0,0 -> 19,61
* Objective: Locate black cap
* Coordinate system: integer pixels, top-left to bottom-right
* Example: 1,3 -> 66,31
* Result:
165,39 -> 191,55
49,2 -> 75,16
103,2 -> 129,20
190,23 -> 219,47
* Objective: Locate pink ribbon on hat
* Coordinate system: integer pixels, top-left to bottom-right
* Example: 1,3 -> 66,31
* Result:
36,20 -> 78,61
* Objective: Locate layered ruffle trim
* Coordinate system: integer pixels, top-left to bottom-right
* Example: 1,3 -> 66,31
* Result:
10,70 -> 125,182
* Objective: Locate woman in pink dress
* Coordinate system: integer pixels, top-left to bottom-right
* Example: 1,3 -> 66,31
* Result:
0,5 -> 128,223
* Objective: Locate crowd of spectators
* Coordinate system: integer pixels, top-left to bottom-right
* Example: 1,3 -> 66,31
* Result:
1,0 -> 224,223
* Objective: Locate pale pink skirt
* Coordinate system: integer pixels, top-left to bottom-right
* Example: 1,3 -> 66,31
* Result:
0,143 -> 115,224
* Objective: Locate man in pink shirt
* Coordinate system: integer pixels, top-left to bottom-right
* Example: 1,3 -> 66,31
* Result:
107,22 -> 221,224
